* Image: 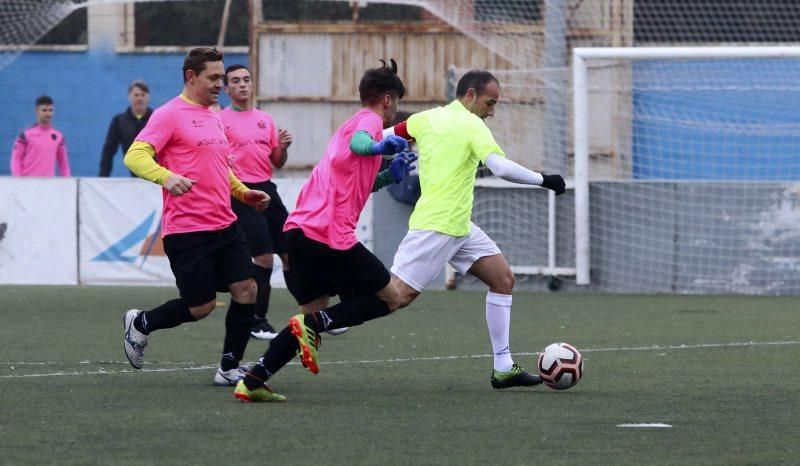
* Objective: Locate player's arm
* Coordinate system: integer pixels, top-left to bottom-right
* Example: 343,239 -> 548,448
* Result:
382,120 -> 413,141
269,128 -> 291,168
230,168 -> 270,211
10,132 -> 27,176
56,136 -> 71,177
350,131 -> 408,156
124,141 -> 195,196
229,169 -> 249,202
372,151 -> 418,192
484,153 -> 565,195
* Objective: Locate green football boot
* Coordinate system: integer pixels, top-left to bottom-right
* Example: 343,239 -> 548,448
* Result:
233,380 -> 287,403
289,314 -> 321,374
490,363 -> 542,389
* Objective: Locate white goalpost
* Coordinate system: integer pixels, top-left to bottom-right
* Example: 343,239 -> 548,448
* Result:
570,45 -> 800,293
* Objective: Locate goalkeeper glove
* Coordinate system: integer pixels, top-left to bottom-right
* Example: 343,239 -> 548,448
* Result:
388,151 -> 418,183
541,174 -> 566,195
372,135 -> 409,155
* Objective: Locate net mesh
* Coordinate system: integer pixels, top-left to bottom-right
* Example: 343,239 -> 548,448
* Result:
0,0 -> 77,69
581,56 -> 800,294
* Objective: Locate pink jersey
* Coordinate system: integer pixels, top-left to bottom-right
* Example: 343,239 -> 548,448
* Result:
219,107 -> 280,183
135,96 -> 237,236
10,124 -> 71,177
284,108 -> 383,250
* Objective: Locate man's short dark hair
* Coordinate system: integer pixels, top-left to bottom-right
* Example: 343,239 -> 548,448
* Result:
392,110 -> 413,126
359,59 -> 405,105
223,64 -> 249,86
182,47 -> 224,83
456,69 -> 498,98
128,80 -> 150,94
35,95 -> 53,106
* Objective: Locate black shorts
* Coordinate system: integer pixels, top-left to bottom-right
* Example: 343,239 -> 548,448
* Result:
285,228 -> 391,306
231,180 -> 289,257
163,223 -> 254,307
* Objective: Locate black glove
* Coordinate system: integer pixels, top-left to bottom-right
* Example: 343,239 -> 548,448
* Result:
541,174 -> 566,195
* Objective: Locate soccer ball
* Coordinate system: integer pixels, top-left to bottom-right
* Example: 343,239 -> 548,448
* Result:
537,342 -> 584,390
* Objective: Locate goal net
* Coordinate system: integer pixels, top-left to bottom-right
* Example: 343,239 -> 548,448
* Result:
573,47 -> 800,294
0,1 -> 78,70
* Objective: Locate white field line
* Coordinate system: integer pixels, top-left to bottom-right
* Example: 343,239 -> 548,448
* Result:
0,339 -> 797,379
617,423 -> 672,428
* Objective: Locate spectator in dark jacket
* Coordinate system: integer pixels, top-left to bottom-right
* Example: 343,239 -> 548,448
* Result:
99,81 -> 153,176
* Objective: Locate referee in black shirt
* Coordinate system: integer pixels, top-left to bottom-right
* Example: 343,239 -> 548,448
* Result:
98,80 -> 154,177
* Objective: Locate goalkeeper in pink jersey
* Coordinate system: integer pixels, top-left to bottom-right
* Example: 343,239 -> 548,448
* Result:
10,95 -> 71,177
121,47 -> 273,389
234,59 -> 416,402
221,64 -> 295,341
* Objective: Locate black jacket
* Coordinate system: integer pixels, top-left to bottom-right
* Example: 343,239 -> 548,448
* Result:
99,107 -> 153,177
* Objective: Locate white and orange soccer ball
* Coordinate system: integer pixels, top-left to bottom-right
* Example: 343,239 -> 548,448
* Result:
537,342 -> 584,390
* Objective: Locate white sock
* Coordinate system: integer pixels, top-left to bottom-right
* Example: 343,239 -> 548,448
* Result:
486,291 -> 513,372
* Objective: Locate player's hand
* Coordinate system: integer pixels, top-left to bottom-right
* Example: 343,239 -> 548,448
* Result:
227,153 -> 236,167
244,189 -> 270,211
163,174 -> 196,197
278,128 -> 292,149
388,151 -> 418,183
541,174 -> 566,195
372,135 -> 408,155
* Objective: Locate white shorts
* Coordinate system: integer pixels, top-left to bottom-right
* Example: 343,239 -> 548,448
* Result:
391,222 -> 502,292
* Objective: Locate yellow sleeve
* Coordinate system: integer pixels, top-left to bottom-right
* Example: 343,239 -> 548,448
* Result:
123,141 -> 173,185
472,122 -> 505,164
229,168 -> 248,203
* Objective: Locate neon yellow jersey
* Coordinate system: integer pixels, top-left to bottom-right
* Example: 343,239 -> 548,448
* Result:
407,100 -> 505,237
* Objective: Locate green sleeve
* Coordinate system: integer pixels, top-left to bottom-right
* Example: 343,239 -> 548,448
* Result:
371,169 -> 395,192
350,130 -> 376,155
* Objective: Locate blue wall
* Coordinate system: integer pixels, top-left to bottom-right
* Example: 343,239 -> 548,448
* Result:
5,53 -> 800,180
0,50 -> 247,177
633,59 -> 800,180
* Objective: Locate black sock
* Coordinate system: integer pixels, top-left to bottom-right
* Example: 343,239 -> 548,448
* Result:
134,298 -> 194,335
221,300 -> 255,371
253,265 -> 272,321
309,295 -> 391,332
263,327 -> 300,375
282,269 -> 300,302
244,359 -> 273,390
244,327 -> 297,389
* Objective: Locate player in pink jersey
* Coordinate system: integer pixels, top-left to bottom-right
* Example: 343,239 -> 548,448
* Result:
10,95 -> 71,177
221,64 -> 295,341
234,60 -> 417,402
120,48 -> 277,393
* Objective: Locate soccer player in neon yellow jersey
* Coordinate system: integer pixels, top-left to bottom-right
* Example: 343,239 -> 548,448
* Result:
384,69 -> 567,389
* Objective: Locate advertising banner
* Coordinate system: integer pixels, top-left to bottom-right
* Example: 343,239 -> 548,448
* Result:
1,177 -> 373,287
79,178 -> 174,286
0,178 -> 78,284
